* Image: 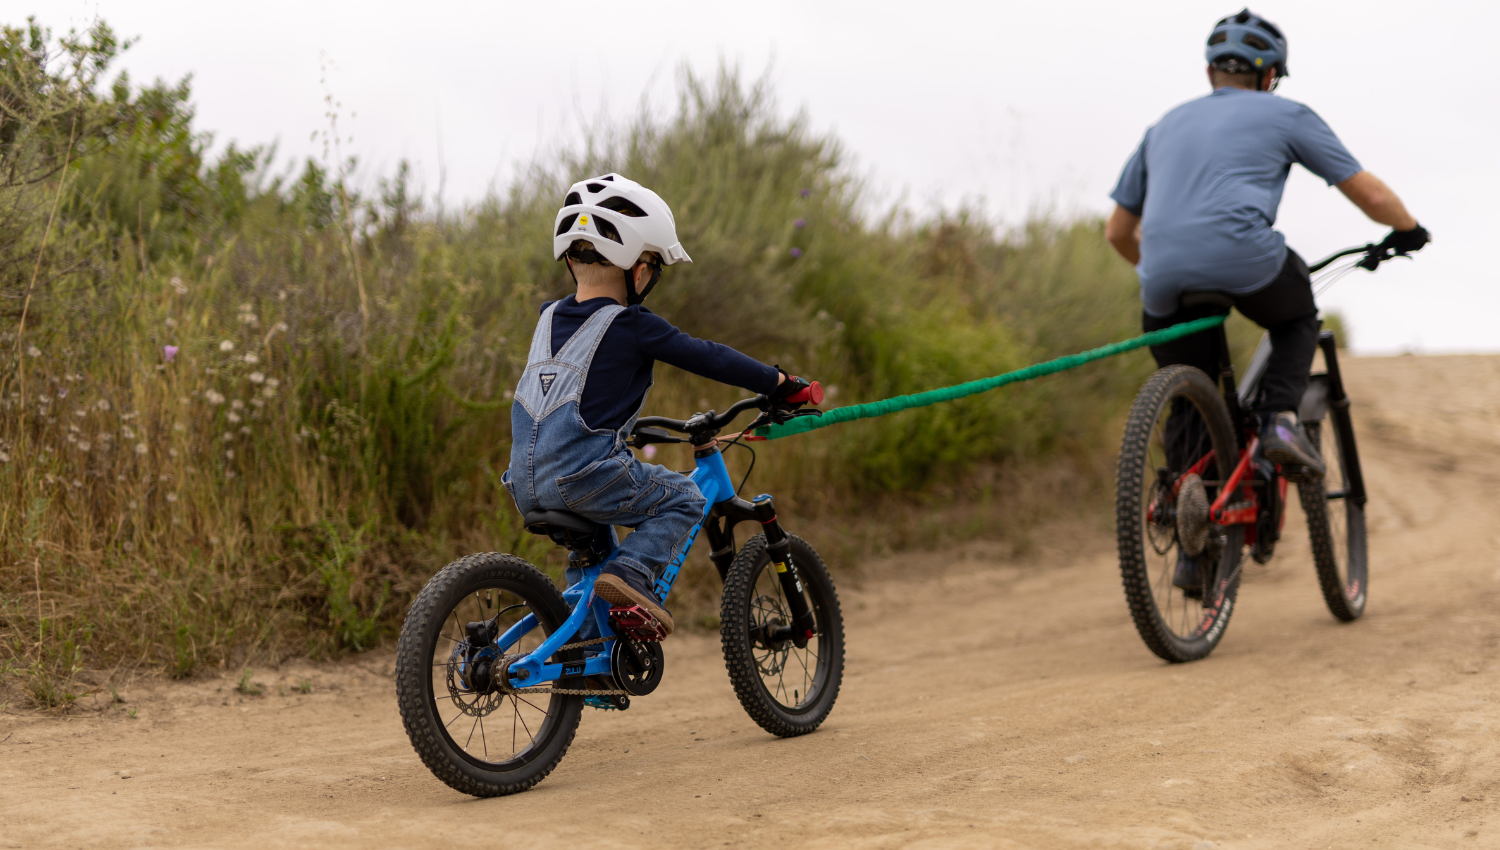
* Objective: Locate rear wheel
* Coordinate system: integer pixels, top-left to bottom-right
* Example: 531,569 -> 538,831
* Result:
720,533 -> 844,737
394,553 -> 584,797
1116,365 -> 1246,663
1300,419 -> 1368,621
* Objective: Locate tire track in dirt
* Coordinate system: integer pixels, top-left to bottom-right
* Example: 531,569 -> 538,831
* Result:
3,354 -> 1499,849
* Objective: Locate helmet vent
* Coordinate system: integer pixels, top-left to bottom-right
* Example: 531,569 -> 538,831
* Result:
1241,34 -> 1270,50
597,196 -> 648,217
600,175 -> 615,181
593,215 -> 623,244
1208,31 -> 1227,45
586,183 -> 606,193
564,192 -> 581,207
556,213 -> 578,236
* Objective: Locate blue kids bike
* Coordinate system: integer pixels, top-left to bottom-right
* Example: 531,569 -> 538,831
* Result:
394,387 -> 844,797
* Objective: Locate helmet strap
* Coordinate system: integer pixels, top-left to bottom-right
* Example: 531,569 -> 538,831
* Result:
624,262 -> 663,307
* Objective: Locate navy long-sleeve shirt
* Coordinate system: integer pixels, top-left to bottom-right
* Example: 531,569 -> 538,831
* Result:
541,296 -> 780,432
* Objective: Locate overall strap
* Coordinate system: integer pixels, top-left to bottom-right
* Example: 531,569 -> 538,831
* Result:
553,303 -> 625,370
524,302 -> 559,366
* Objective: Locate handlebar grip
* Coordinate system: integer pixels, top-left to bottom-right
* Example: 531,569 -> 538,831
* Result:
785,380 -> 824,405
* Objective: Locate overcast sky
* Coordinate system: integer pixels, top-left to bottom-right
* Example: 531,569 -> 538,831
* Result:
23,0 -> 1499,353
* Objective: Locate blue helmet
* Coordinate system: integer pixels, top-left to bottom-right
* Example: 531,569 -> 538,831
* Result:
1206,9 -> 1289,78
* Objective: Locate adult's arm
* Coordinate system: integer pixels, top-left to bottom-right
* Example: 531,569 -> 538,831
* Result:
1337,171 -> 1418,231
1105,205 -> 1142,266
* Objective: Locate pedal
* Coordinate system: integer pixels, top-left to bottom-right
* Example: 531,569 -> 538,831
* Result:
584,694 -> 630,711
608,605 -> 669,642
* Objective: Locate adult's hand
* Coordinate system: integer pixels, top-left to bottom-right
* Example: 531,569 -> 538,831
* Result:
1379,223 -> 1430,255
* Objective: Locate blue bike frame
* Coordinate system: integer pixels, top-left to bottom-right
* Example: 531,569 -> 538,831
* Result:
500,449 -> 740,689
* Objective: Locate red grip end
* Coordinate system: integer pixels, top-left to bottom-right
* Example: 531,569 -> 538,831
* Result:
785,380 -> 824,405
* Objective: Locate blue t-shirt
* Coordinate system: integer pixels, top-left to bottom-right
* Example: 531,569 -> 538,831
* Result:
542,296 -> 780,432
1111,87 -> 1362,317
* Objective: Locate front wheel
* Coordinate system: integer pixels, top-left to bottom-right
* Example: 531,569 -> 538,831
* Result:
1300,419 -> 1369,621
720,533 -> 844,737
394,553 -> 584,797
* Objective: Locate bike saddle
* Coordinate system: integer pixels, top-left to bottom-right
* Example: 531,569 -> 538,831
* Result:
522,509 -> 599,550
1179,291 -> 1235,309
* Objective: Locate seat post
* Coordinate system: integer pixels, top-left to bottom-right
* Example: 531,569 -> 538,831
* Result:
1214,324 -> 1249,437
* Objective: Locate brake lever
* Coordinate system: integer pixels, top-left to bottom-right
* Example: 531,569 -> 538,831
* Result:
627,426 -> 687,448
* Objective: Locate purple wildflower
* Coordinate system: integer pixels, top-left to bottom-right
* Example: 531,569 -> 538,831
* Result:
790,247 -> 803,259
164,345 -> 179,363
794,218 -> 806,229
800,188 -> 811,198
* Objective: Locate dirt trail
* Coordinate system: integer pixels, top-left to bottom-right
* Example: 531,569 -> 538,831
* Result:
5,354 -> 1500,850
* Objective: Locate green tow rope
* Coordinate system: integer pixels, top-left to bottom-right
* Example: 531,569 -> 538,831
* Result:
753,313 -> 1227,440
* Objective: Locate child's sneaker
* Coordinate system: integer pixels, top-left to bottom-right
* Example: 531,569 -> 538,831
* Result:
595,568 -> 674,637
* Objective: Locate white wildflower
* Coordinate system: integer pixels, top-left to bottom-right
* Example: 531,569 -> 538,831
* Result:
238,302 -> 253,313
73,409 -> 86,417
71,479 -> 82,488
134,443 -> 148,455
122,425 -> 136,439
266,377 -> 281,389
0,451 -> 8,463
128,500 -> 138,509
248,372 -> 265,384
173,422 -> 186,432
223,432 -> 234,442
242,352 -> 259,365
166,492 -> 178,503
227,412 -> 242,424
204,390 -> 225,405
250,398 -> 264,409
170,276 -> 188,295
164,317 -> 177,328
209,536 -> 221,546
96,399 -> 110,411
77,441 -> 91,452
231,399 -> 244,411
219,340 -> 235,352
239,426 -> 251,436
26,345 -> 40,358
274,321 -> 289,332
225,449 -> 235,460
122,541 -> 134,551
168,448 -> 178,458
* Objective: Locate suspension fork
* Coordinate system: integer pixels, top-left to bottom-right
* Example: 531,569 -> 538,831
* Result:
751,494 -> 817,648
1318,331 -> 1367,506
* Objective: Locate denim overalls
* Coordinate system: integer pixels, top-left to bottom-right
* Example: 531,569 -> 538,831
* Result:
502,301 -> 706,597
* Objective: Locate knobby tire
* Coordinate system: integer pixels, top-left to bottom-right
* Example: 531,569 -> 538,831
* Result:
1116,365 -> 1245,663
394,553 -> 584,797
720,533 -> 845,737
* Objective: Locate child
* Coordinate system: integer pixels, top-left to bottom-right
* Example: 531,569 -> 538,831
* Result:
502,174 -> 801,636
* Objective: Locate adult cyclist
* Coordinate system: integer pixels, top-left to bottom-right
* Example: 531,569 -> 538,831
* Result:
1104,9 -> 1428,596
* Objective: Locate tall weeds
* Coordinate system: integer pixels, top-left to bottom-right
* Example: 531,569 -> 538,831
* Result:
0,21 -> 1153,704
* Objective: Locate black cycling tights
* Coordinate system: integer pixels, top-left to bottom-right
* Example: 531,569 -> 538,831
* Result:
1143,249 -> 1321,416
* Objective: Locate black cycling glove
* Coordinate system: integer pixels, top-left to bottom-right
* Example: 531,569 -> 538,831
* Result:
1379,223 -> 1430,255
767,366 -> 820,408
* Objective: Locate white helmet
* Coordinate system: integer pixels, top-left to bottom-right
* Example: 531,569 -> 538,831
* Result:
551,173 -> 692,269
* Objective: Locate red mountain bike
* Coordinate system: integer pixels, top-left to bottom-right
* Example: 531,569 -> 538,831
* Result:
1116,241 -> 1406,662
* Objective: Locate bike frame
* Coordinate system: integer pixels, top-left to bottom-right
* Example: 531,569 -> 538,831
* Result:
1197,324 -> 1363,549
500,445 -> 814,690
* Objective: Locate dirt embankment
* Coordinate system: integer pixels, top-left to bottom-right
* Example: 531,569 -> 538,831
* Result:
4,354 -> 1500,849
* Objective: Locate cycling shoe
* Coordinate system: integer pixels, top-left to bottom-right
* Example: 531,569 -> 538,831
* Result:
1260,411 -> 1325,479
1173,551 -> 1204,601
596,569 -> 674,637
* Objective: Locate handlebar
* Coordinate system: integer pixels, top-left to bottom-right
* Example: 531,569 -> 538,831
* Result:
1308,239 -> 1421,274
631,383 -> 824,448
